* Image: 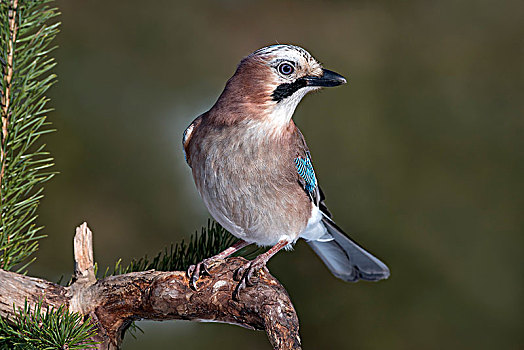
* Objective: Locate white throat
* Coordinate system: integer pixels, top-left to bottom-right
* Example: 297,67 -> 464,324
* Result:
268,86 -> 317,128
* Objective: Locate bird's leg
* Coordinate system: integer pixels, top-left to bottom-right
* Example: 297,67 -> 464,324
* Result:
233,239 -> 289,300
187,239 -> 250,290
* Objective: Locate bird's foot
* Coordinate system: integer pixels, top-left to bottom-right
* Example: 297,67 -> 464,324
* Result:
232,240 -> 289,300
232,259 -> 266,300
187,258 -> 222,290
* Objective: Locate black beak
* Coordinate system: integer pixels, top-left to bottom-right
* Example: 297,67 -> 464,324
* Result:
305,69 -> 347,87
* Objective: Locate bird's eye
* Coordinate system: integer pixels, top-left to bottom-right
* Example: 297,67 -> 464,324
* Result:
278,63 -> 295,76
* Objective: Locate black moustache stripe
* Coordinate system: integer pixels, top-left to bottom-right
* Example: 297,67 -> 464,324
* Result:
271,78 -> 307,102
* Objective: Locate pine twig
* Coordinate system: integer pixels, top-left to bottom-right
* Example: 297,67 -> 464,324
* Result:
0,0 -> 17,204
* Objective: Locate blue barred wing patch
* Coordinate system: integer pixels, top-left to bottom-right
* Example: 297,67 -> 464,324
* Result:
295,155 -> 317,193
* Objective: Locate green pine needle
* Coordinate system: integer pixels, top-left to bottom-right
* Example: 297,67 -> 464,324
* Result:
97,219 -> 269,280
106,219 -> 239,277
0,0 -> 60,272
0,300 -> 99,349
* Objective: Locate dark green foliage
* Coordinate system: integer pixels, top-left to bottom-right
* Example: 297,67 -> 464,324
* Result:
0,300 -> 99,349
98,219 -> 268,279
103,220 -> 239,277
0,0 -> 59,272
0,1 -> 100,348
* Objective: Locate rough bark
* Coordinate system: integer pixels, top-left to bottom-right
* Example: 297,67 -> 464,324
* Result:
0,223 -> 301,350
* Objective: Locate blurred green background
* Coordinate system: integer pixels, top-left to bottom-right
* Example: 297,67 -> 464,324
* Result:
31,0 -> 523,349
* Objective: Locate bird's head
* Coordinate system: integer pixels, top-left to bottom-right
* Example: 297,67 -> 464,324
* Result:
212,44 -> 346,130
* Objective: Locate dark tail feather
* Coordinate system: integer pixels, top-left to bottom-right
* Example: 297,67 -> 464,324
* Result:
307,217 -> 390,282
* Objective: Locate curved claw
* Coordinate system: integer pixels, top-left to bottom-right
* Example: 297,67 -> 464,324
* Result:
233,276 -> 246,300
233,261 -> 264,300
233,265 -> 244,281
187,264 -> 195,278
233,240 -> 288,300
187,259 -> 213,290
187,263 -> 200,290
243,264 -> 259,286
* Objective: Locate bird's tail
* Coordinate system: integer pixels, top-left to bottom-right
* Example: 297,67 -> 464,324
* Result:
307,217 -> 390,282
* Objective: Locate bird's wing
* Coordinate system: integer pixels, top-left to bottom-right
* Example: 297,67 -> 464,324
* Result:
317,184 -> 332,218
308,216 -> 391,281
293,128 -> 332,219
294,150 -> 320,205
294,152 -> 332,217
293,127 -> 322,206
298,158 -> 390,281
293,128 -> 389,282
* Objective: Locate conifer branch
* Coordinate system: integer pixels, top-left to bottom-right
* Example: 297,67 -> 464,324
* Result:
0,0 -> 59,271
0,300 -> 99,349
0,223 -> 302,350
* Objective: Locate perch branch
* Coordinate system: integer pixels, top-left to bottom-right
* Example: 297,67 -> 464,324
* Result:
0,223 -> 301,349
